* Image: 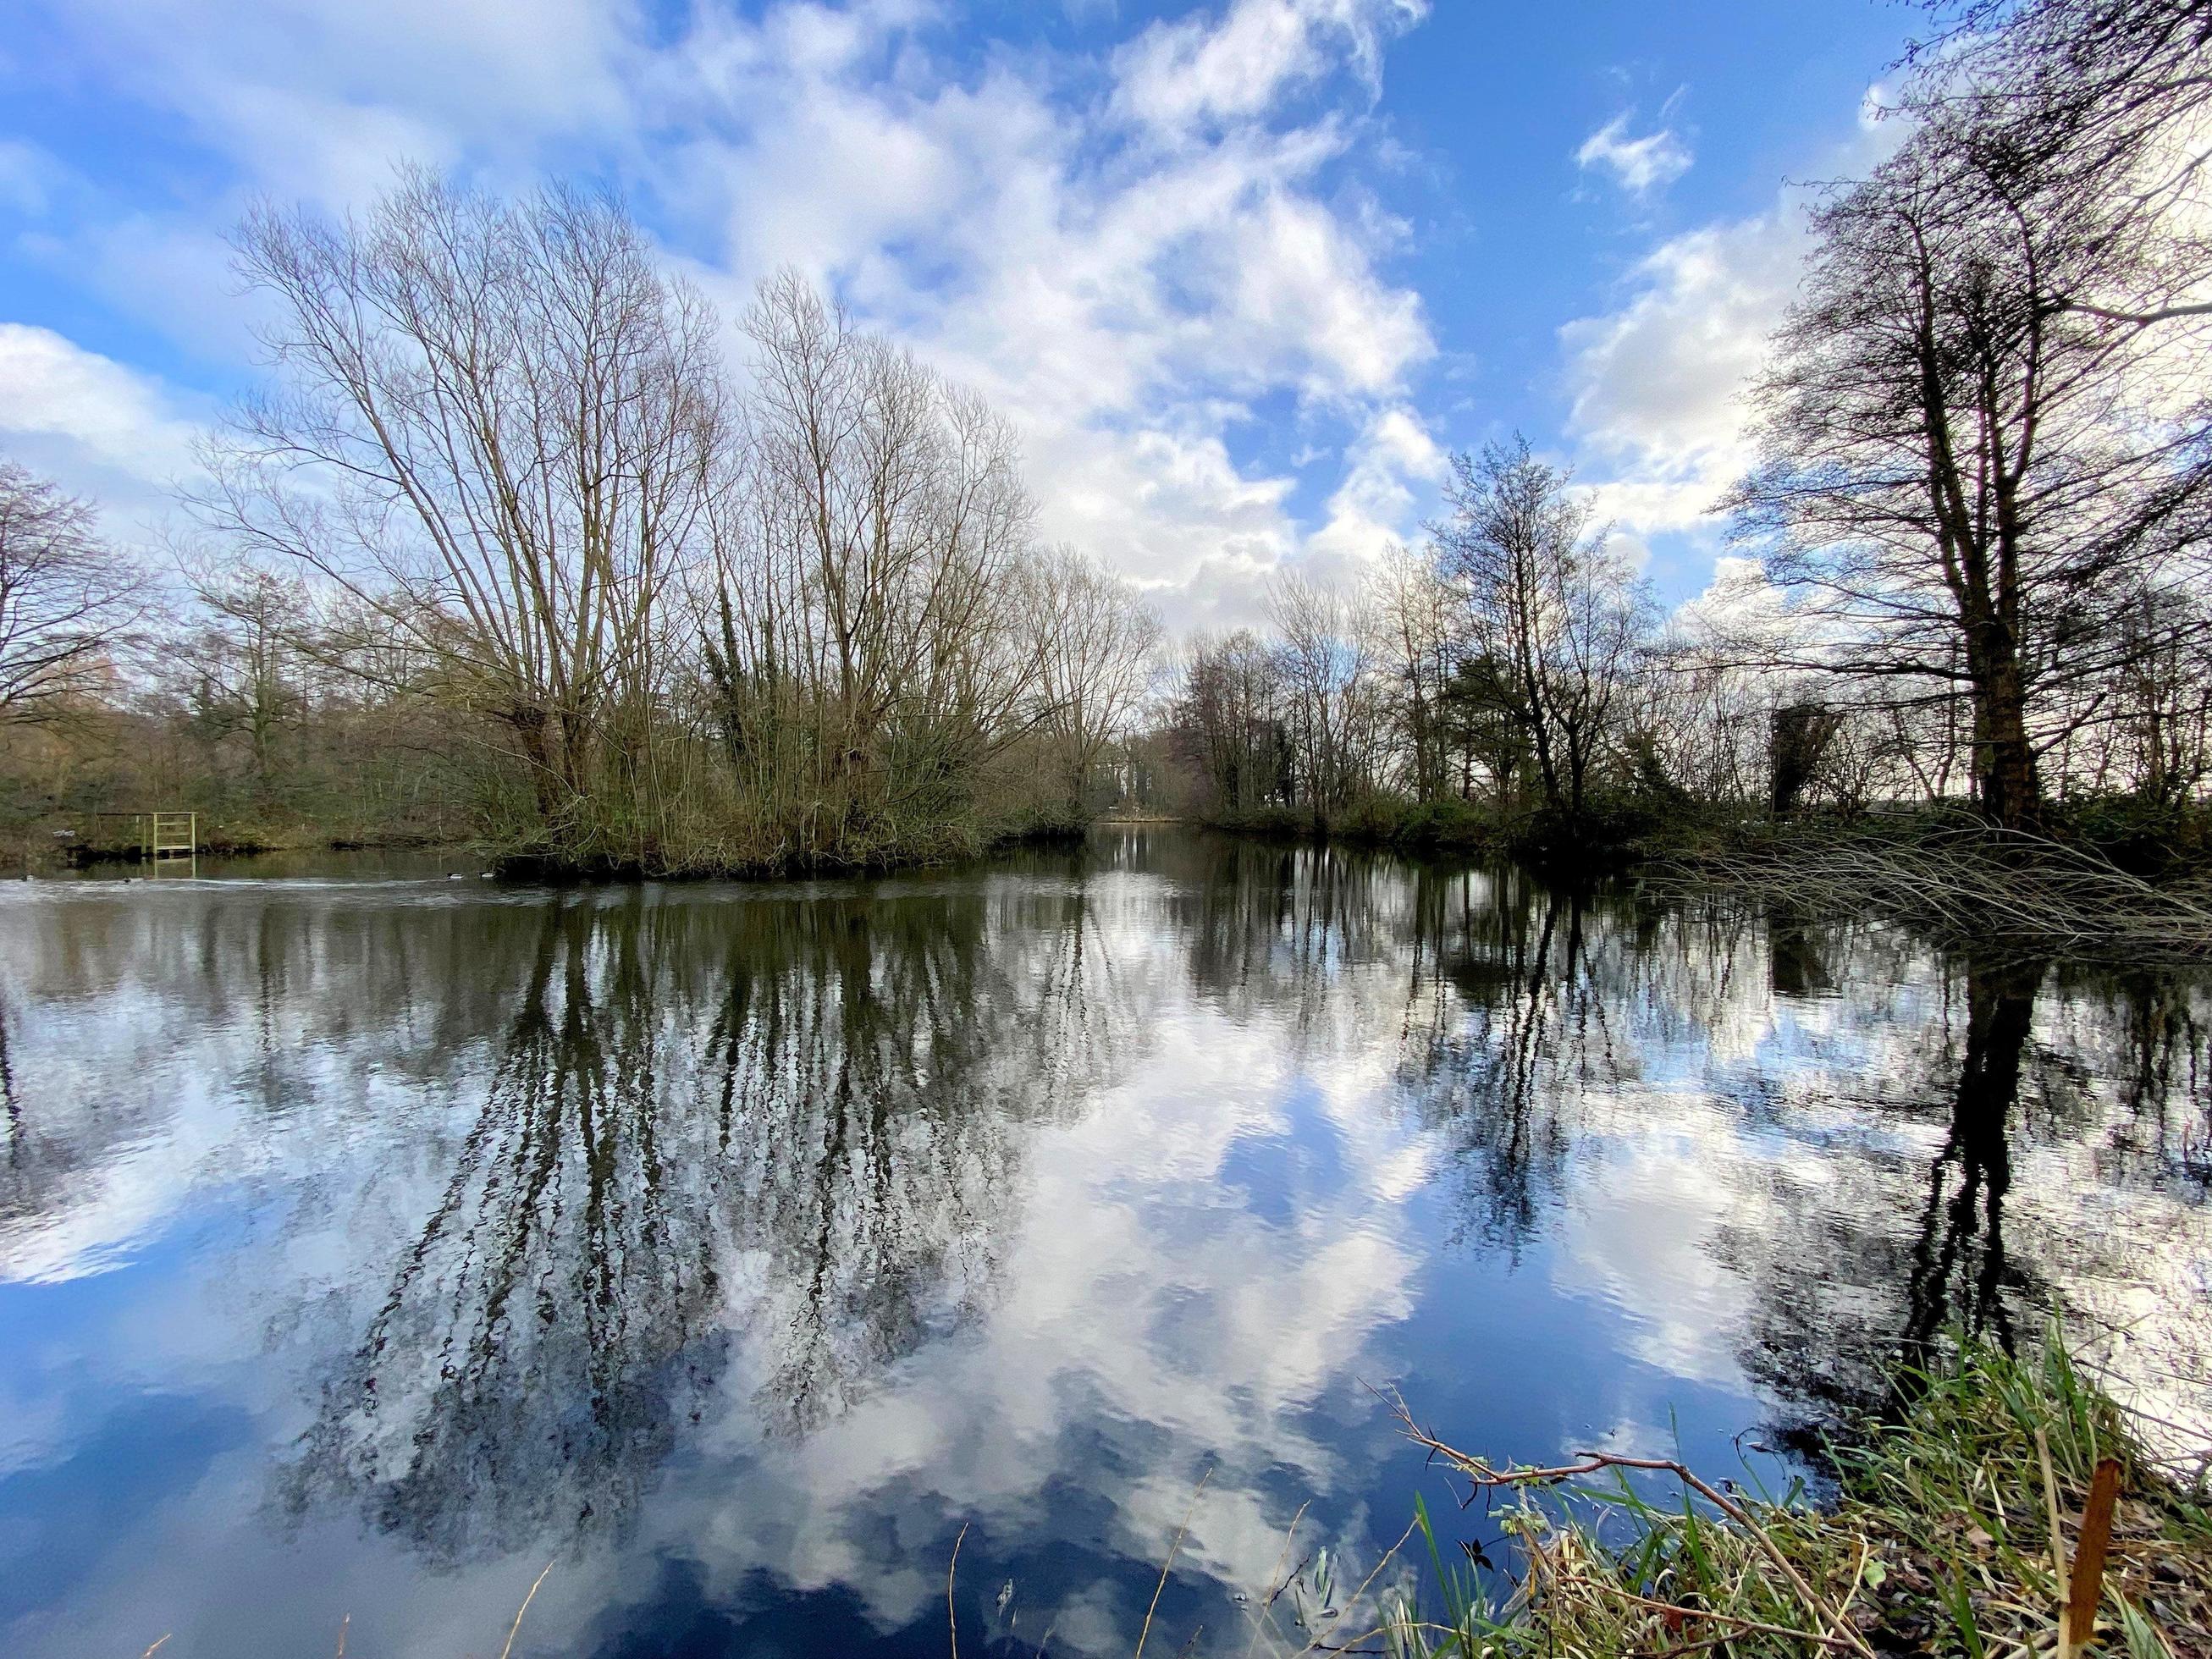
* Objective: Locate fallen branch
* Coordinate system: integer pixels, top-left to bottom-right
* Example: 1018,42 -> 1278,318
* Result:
1381,1390 -> 1878,1659
1653,816 -> 2212,962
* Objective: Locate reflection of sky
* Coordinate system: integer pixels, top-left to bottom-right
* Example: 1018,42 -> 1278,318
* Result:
2,837 -> 2208,1658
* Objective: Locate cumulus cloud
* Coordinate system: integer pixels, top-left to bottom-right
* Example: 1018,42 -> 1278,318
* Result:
0,322 -> 206,521
1558,209 -> 1808,537
6,0 -> 1442,631
1558,91 -> 1915,597
1575,110 -> 1692,196
25,0 -> 639,204
1112,0 -> 1429,137
1303,405 -> 1447,577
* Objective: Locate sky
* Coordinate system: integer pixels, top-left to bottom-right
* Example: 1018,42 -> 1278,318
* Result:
0,0 -> 1917,632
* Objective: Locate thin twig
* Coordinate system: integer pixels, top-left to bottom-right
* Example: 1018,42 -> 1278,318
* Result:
948,1520 -> 969,1659
1383,1393 -> 1878,1659
1243,1498 -> 1310,1659
1289,1519 -> 1420,1659
498,1563 -> 553,1659
1135,1467 -> 1212,1659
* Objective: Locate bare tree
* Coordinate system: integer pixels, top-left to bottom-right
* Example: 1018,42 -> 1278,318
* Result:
1170,631 -> 1291,818
1432,437 -> 1652,822
196,168 -> 732,851
1905,0 -> 2212,332
176,558 -> 312,801
0,460 -> 140,722
1367,543 -> 1458,802
1019,545 -> 1160,818
1266,573 -> 1378,817
1728,26 -> 2212,830
714,270 -> 1041,858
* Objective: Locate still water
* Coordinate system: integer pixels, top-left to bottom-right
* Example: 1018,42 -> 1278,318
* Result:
3,829 -> 2207,1656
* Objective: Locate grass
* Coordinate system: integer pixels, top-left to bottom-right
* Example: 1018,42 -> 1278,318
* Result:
1373,1330 -> 2212,1658
1651,807 -> 2212,962
1089,1328 -> 2212,1658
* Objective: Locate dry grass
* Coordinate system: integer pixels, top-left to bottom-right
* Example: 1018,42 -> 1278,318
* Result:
1657,813 -> 2212,962
1000,1329 -> 2212,1657
1364,1328 -> 2212,1657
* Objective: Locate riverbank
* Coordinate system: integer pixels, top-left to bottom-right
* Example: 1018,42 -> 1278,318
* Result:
1192,795 -> 2212,959
1652,807 -> 2212,964
1227,1331 -> 2212,1658
15,809 -> 1116,881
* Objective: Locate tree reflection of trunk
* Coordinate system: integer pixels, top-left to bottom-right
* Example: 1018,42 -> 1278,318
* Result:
283,883 -> 1146,1561
1900,955 -> 2043,1359
1767,905 -> 1834,1000
0,984 -> 18,1171
284,900 -> 717,1563
1402,872 -> 1605,1255
2110,975 -> 2211,1184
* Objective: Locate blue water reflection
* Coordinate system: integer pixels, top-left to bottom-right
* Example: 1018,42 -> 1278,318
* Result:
1,829 -> 2205,1656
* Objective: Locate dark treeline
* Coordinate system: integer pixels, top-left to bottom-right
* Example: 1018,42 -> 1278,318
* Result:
1152,0 -> 2212,863
0,178 -> 1156,874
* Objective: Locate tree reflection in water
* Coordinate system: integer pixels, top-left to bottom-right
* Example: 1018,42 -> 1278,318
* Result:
0,835 -> 2204,1656
279,878 -> 1144,1561
1343,852 -> 2209,1441
1898,955 -> 2040,1359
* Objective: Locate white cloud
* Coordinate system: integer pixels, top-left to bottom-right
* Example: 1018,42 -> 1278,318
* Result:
1575,111 -> 1692,196
8,0 -> 1441,631
655,2 -> 1438,627
1112,0 -> 1428,137
1559,90 -> 1914,580
1558,209 -> 1807,537
0,322 -> 205,523
29,0 -> 639,206
1303,405 -> 1446,576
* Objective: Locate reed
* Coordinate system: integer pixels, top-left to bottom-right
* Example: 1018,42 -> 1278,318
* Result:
1363,1328 -> 2212,1658
1658,813 -> 2212,962
1051,1328 -> 2212,1658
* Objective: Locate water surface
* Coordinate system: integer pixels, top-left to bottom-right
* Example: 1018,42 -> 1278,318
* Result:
3,829 -> 2207,1656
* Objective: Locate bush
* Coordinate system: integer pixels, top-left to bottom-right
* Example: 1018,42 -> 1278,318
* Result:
2051,791 -> 2212,878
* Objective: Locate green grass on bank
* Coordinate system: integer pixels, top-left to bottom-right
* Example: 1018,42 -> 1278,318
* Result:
1222,1331 -> 2212,1659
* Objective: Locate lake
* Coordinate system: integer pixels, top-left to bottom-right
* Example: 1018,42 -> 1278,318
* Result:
3,827 -> 2207,1657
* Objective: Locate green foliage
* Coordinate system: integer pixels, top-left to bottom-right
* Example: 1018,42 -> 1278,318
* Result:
1376,1329 -> 2211,1659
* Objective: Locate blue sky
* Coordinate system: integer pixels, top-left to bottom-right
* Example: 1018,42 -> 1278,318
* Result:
0,0 -> 1911,630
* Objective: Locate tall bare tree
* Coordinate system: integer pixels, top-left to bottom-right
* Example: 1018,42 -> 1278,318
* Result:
197,168 -> 732,849
1266,573 -> 1378,816
714,270 -> 1040,856
1432,438 -> 1651,821
1019,545 -> 1160,818
1724,112 -> 2212,829
1723,3 -> 2212,829
1906,0 -> 2212,314
1367,544 -> 1458,802
177,558 -> 312,801
1171,631 -> 1290,818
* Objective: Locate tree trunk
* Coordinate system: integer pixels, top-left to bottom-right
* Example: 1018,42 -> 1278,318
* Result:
1967,637 -> 2043,831
511,705 -> 560,822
